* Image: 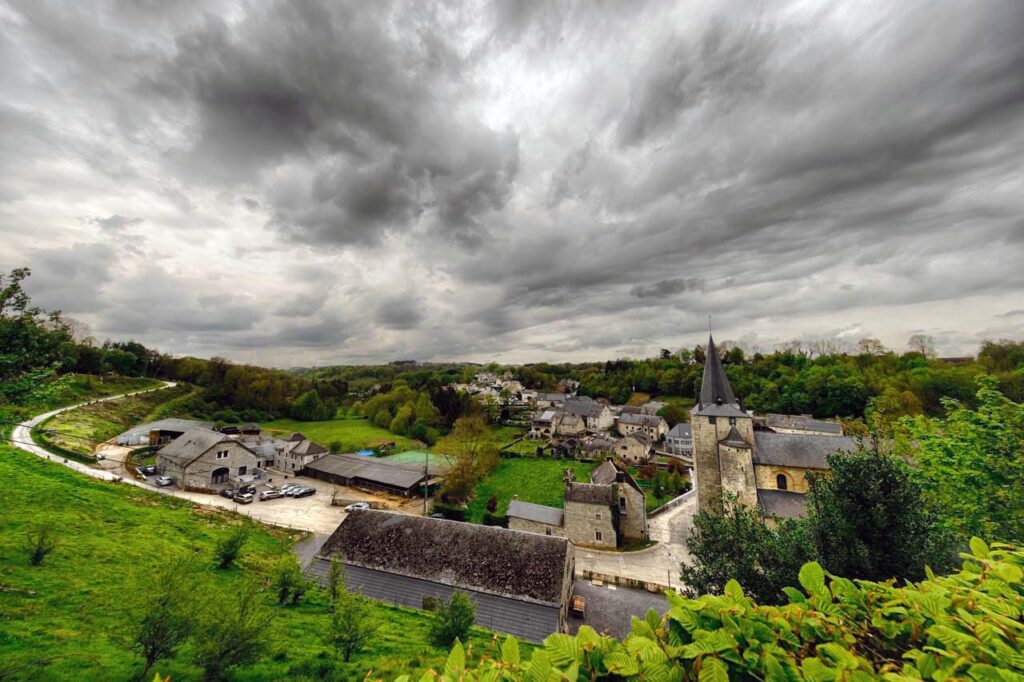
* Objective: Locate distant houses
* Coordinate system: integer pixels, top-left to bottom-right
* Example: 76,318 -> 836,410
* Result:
310,510 -> 575,643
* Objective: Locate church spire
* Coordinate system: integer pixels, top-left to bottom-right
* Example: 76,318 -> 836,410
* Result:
699,335 -> 738,408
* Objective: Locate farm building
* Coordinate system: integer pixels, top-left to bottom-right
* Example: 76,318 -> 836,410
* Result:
309,510 -> 575,642
155,427 -> 264,489
301,453 -> 444,497
115,418 -> 214,447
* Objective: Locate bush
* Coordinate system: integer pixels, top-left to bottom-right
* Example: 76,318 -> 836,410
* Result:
482,512 -> 508,528
428,592 -> 476,649
214,527 -> 247,570
414,539 -> 1024,681
431,503 -> 467,522
25,521 -> 57,566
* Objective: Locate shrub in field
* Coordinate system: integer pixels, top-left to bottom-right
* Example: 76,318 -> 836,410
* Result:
406,539 -> 1024,680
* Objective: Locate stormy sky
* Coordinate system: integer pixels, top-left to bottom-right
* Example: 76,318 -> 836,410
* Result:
2,0 -> 1023,366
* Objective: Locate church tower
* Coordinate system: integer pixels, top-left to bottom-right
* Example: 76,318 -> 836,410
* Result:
691,336 -> 757,513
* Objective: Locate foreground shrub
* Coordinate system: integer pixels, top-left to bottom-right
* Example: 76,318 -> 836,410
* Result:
408,539 -> 1023,680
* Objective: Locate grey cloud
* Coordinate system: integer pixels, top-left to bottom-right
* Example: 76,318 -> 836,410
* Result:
631,277 -> 707,299
92,214 -> 143,233
998,309 -> 1024,317
376,297 -> 425,331
22,243 -> 116,314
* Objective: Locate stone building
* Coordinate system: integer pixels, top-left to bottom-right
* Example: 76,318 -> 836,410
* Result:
617,412 -> 668,440
615,432 -> 653,464
691,335 -> 856,519
507,460 -> 647,547
156,427 -> 262,489
665,422 -> 693,455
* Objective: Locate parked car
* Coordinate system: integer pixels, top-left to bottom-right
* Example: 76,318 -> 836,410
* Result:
344,502 -> 371,512
279,484 -> 301,494
220,488 -> 237,499
293,487 -> 315,498
140,465 -> 157,476
237,484 -> 256,495
259,488 -> 283,501
154,476 -> 173,487
284,485 -> 307,497
234,492 -> 254,504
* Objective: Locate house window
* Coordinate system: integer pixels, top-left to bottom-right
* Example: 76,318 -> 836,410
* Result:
595,531 -> 603,542
729,417 -> 737,425
776,473 -> 788,490
619,497 -> 627,511
216,450 -> 229,460
545,528 -> 552,536
595,512 -> 602,520
708,416 -> 717,424
238,465 -> 247,476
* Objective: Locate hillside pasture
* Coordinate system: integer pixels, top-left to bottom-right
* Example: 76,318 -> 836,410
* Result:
260,417 -> 417,453
466,458 -> 596,523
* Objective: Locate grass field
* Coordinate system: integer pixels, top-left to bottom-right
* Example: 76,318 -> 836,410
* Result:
0,374 -> 162,423
0,435 -> 527,680
40,384 -> 193,455
465,458 -> 596,523
431,424 -> 526,456
384,450 -> 449,468
260,417 -> 417,453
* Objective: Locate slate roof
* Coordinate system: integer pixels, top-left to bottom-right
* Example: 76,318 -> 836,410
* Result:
563,399 -> 605,418
621,431 -> 652,446
533,410 -> 559,423
564,482 -> 615,505
765,413 -> 843,435
695,335 -> 738,412
590,459 -> 644,495
537,393 -> 568,403
757,489 -> 809,519
719,425 -> 751,449
115,418 -> 215,444
507,500 -> 564,526
619,413 -> 664,427
752,432 -> 857,470
157,427 -> 239,467
667,423 -> 692,439
288,438 -> 328,457
303,454 -> 441,490
318,510 -> 572,605
581,435 -> 619,452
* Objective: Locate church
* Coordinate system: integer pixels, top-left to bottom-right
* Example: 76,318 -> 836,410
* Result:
691,336 -> 857,519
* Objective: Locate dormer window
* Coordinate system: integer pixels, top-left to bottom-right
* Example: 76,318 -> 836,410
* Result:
729,417 -> 737,426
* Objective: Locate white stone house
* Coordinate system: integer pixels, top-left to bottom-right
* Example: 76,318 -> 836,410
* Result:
156,427 -> 263,489
618,412 -> 668,440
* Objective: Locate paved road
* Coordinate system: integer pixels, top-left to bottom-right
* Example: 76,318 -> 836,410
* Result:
8,383 -> 360,535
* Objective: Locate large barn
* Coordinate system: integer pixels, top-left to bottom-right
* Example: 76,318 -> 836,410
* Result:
301,453 -> 444,497
309,510 -> 575,642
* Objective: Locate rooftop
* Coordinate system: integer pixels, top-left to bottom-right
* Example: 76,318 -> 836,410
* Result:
507,500 -> 564,526
565,482 -> 615,506
318,510 -> 572,605
157,427 -> 239,467
667,423 -> 692,438
752,432 -> 858,470
757,489 -> 809,519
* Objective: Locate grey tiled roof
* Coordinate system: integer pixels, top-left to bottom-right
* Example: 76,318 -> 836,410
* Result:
115,418 -> 214,444
563,399 -> 605,418
507,500 -> 564,526
697,335 -> 737,408
157,427 -> 235,466
719,425 -> 750,449
618,413 -> 664,427
667,423 -> 692,438
757,489 -> 808,519
765,413 -> 843,435
752,432 -> 857,470
318,510 -> 572,604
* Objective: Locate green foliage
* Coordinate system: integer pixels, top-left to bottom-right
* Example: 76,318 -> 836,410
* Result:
214,527 -> 248,570
329,591 -> 380,662
129,555 -> 196,679
273,555 -> 306,605
425,541 -> 1024,681
897,376 -> 1024,544
464,458 -> 596,523
325,556 -> 345,606
429,592 -> 476,649
191,582 -> 275,681
25,520 -> 58,566
682,496 -> 816,605
807,446 -> 957,582
288,388 -> 337,421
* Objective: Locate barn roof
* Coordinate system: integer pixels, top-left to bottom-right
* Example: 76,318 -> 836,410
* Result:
318,510 -> 572,605
303,454 -> 436,490
115,418 -> 214,443
752,432 -> 857,470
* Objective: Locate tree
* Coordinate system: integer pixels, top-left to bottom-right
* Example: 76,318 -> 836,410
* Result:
439,415 -> 498,503
129,556 -> 195,680
25,520 -> 57,566
429,592 -> 476,649
273,556 -> 304,605
325,556 -> 345,606
214,527 -> 247,570
896,376 -> 1024,543
805,446 -> 956,582
328,591 -> 380,663
680,495 -> 815,605
192,582 -> 274,681
856,338 -> 886,355
907,334 -> 936,358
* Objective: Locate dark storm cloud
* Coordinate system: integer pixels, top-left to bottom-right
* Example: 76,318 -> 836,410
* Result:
376,297 -> 425,331
631,278 -> 707,299
21,244 -> 116,314
145,0 -> 519,247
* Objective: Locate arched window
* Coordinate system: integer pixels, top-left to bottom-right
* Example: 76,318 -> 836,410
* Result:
776,473 -> 788,490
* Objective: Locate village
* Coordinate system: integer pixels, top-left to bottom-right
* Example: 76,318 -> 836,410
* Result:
87,336 -> 853,642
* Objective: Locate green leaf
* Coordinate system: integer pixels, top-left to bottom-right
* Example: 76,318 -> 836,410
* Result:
782,587 -> 807,604
444,639 -> 465,678
501,636 -> 521,666
604,651 -> 640,676
698,657 -> 729,682
525,650 -> 551,682
969,537 -> 989,559
544,633 -> 580,667
724,579 -> 744,600
799,562 -> 826,594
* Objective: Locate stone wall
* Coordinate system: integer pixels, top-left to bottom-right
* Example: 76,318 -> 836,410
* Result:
159,440 -> 258,489
508,517 -> 565,537
719,444 -> 757,508
754,464 -> 814,493
692,414 -> 754,513
616,482 -> 647,540
563,500 -> 616,548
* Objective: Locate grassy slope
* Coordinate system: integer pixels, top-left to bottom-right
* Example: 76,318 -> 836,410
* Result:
0,374 -> 162,422
466,458 -> 596,523
260,417 -> 416,453
40,384 -> 192,455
